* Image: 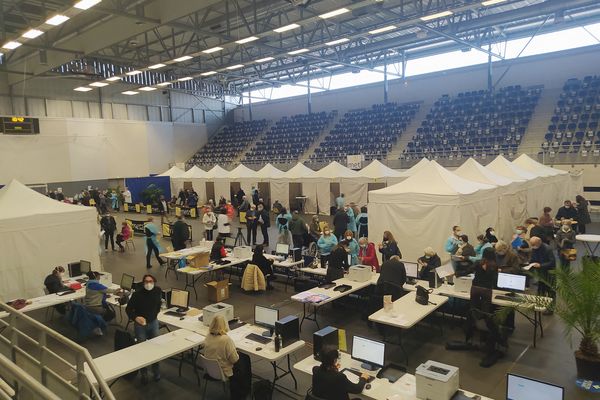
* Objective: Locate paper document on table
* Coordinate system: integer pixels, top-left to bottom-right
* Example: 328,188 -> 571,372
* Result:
291,291 -> 315,301
228,326 -> 252,342
342,370 -> 360,384
185,333 -> 205,343
523,263 -> 535,271
150,334 -> 176,345
377,314 -> 408,325
390,373 -> 416,395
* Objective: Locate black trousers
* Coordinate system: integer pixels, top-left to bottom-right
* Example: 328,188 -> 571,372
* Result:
292,234 -> 304,249
116,234 -> 125,249
172,240 -> 186,251
247,223 -> 257,245
205,229 -> 214,241
104,231 -> 115,250
259,224 -> 269,245
146,238 -> 163,268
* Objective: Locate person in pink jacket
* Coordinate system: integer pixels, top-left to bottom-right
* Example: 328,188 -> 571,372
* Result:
358,237 -> 380,272
116,222 -> 132,252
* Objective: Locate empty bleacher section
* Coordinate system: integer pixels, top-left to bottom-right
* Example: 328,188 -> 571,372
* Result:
403,85 -> 542,161
243,111 -> 334,164
541,76 -> 600,159
308,102 -> 420,165
187,119 -> 269,168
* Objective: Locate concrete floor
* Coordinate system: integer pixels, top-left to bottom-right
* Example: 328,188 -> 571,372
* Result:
31,213 -> 600,399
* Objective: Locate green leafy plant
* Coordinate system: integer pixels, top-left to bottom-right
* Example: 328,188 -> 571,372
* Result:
141,184 -> 163,205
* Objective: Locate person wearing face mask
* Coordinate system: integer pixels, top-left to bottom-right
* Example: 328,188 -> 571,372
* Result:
529,237 -> 556,311
317,225 -> 338,269
453,234 -> 476,276
309,215 -> 322,243
346,204 -> 357,235
445,226 -> 462,255
471,234 -> 493,263
494,240 -> 521,274
144,217 -> 165,269
245,204 -> 257,245
44,266 -> 70,314
378,231 -> 401,262
484,227 -> 498,244
126,274 -> 163,383
510,226 -> 527,249
555,220 -> 576,267
555,200 -> 578,231
417,247 -> 441,280
575,195 -> 591,234
255,203 -> 270,246
312,346 -> 368,400
358,237 -> 379,272
202,207 -> 217,241
341,230 -> 359,266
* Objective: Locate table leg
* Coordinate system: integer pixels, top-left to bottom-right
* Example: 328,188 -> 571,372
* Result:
270,355 -> 298,390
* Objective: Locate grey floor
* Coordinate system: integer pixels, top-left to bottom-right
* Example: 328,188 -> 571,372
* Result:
31,213 -> 600,399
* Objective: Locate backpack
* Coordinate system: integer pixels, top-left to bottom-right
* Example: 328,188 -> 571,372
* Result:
252,379 -> 273,400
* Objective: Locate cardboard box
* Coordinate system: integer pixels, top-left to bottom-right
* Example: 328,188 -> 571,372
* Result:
188,251 -> 210,268
206,280 -> 230,302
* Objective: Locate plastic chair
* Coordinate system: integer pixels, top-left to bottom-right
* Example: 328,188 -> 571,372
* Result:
199,355 -> 228,399
305,388 -> 328,400
125,237 -> 136,251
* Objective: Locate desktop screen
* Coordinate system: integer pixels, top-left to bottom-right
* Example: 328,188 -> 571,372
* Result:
224,237 -> 236,248
254,305 -> 279,328
170,289 -> 189,308
120,274 -> 134,291
276,243 -> 289,255
404,262 -> 418,278
351,335 -> 385,367
497,273 -> 526,292
68,262 -> 81,278
507,374 -> 564,400
80,260 -> 91,273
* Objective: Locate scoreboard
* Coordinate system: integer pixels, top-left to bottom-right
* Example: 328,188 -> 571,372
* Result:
1,117 -> 40,134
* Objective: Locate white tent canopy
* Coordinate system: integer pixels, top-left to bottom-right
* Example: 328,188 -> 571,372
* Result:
158,165 -> 185,178
455,158 -> 528,241
357,160 -> 405,185
0,180 -> 100,300
224,164 -> 258,200
281,163 -> 318,213
257,163 -> 285,179
205,165 -> 231,202
512,154 -> 567,177
180,166 -> 206,179
368,161 -> 499,262
311,161 -> 369,212
398,157 -> 431,177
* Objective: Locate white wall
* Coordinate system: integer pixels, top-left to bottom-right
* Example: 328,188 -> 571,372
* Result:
234,44 -> 600,121
0,118 -> 208,185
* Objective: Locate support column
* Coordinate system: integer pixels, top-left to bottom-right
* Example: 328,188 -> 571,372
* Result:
307,73 -> 312,114
248,87 -> 253,122
487,44 -> 493,92
383,52 -> 389,104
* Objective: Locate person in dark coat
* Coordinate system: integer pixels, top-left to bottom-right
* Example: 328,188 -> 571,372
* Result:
555,200 -> 578,231
289,211 -> 308,249
312,346 -> 368,400
100,212 -> 117,251
251,245 -> 275,289
326,244 -> 349,282
453,234 -> 476,276
530,236 -> 557,305
255,203 -> 270,246
245,204 -> 257,245
236,188 -> 245,207
44,266 -> 70,314
378,231 -> 401,262
171,215 -> 189,251
484,227 -> 498,244
417,247 -> 441,280
333,208 -> 349,240
576,195 -> 592,234
376,255 -> 407,294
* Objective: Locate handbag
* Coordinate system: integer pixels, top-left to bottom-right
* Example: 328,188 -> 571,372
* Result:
415,285 -> 432,306
560,248 -> 577,261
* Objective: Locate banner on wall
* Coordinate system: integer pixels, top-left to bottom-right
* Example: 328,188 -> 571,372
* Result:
161,222 -> 193,240
347,155 -> 364,170
126,219 -> 148,236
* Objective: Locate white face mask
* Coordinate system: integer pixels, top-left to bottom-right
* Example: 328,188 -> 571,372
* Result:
490,231 -> 495,236
346,236 -> 352,241
144,282 -> 154,291
324,231 -> 330,235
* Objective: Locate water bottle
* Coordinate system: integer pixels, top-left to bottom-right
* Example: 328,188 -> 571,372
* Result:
275,334 -> 281,352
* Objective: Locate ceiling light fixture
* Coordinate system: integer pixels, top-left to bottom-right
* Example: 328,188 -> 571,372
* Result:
126,70 -> 142,76
273,23 -> 300,33
202,46 -> 223,54
22,29 -> 44,39
481,0 -> 507,5
106,76 -> 121,81
178,77 -> 193,81
201,71 -> 218,76
420,10 -> 453,21
368,25 -> 397,34
148,63 -> 166,69
89,82 -> 108,87
138,87 -> 157,91
74,0 -> 102,10
173,55 -> 193,62
235,36 -> 259,44
226,64 -> 244,70
325,38 -> 349,46
74,87 -> 93,92
319,8 -> 350,19
156,82 -> 172,86
45,15 -> 70,26
288,48 -> 309,55
255,57 -> 275,63
2,41 -> 22,50
122,91 -> 138,95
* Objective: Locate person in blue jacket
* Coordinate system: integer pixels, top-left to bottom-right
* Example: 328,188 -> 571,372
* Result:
275,207 -> 292,233
355,206 -> 368,238
144,217 -> 165,269
342,230 -> 359,266
346,205 -> 357,235
445,225 -> 462,255
317,225 -> 338,269
471,234 -> 493,262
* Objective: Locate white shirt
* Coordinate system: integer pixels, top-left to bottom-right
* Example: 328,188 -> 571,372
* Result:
123,190 -> 132,204
217,214 -> 230,234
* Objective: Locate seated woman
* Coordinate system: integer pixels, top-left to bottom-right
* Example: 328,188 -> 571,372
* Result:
251,245 -> 275,290
555,220 -> 576,267
417,247 -> 441,280
326,243 -> 349,283
484,227 -> 498,244
44,266 -> 70,314
84,271 -> 118,323
210,237 -> 227,261
471,235 -> 493,263
453,235 -> 476,277
116,221 -> 132,252
312,346 -> 368,400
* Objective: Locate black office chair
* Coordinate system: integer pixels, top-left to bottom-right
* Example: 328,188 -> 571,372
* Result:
305,388 -> 328,400
383,281 -> 406,301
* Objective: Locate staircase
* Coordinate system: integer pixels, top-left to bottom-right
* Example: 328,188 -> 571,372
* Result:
298,110 -> 342,163
386,101 -> 431,161
519,87 -> 561,156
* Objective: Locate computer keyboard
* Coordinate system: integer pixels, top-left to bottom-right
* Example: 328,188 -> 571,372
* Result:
495,294 -> 520,301
346,368 -> 375,382
229,320 -> 246,330
245,333 -> 272,344
164,310 -> 185,317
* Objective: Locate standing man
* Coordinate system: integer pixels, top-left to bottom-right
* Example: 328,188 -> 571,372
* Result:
100,212 -> 117,252
252,187 -> 260,206
144,217 -> 165,269
126,274 -> 163,384
122,187 -> 132,206
245,204 -> 257,245
445,225 -> 462,256
335,193 -> 345,209
529,236 -> 557,313
256,203 -> 270,246
171,215 -> 189,251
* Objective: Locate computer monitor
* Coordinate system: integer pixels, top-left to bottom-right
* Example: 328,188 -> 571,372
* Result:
351,335 -> 385,371
170,289 -> 190,312
404,262 -> 418,279
506,373 -> 564,400
436,263 -> 455,279
254,305 -> 279,335
120,273 -> 135,291
224,237 -> 236,248
68,262 -> 81,278
276,243 -> 289,256
80,260 -> 91,273
497,273 -> 526,296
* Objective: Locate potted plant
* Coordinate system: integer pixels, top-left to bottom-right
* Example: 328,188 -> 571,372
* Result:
141,184 -> 163,206
499,258 -> 600,380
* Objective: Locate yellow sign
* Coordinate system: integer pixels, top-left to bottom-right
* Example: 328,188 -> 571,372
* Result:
338,329 -> 347,352
123,203 -> 129,212
175,207 -> 181,217
190,207 -> 196,218
11,117 -> 24,123
146,205 -> 152,214
161,223 -> 171,236
135,204 -> 141,213
89,199 -> 96,206
240,211 -> 247,224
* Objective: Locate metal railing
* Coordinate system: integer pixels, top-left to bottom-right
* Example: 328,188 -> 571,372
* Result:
0,302 -> 115,400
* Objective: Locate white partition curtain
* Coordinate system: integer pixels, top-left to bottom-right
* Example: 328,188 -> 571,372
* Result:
270,179 -> 289,209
